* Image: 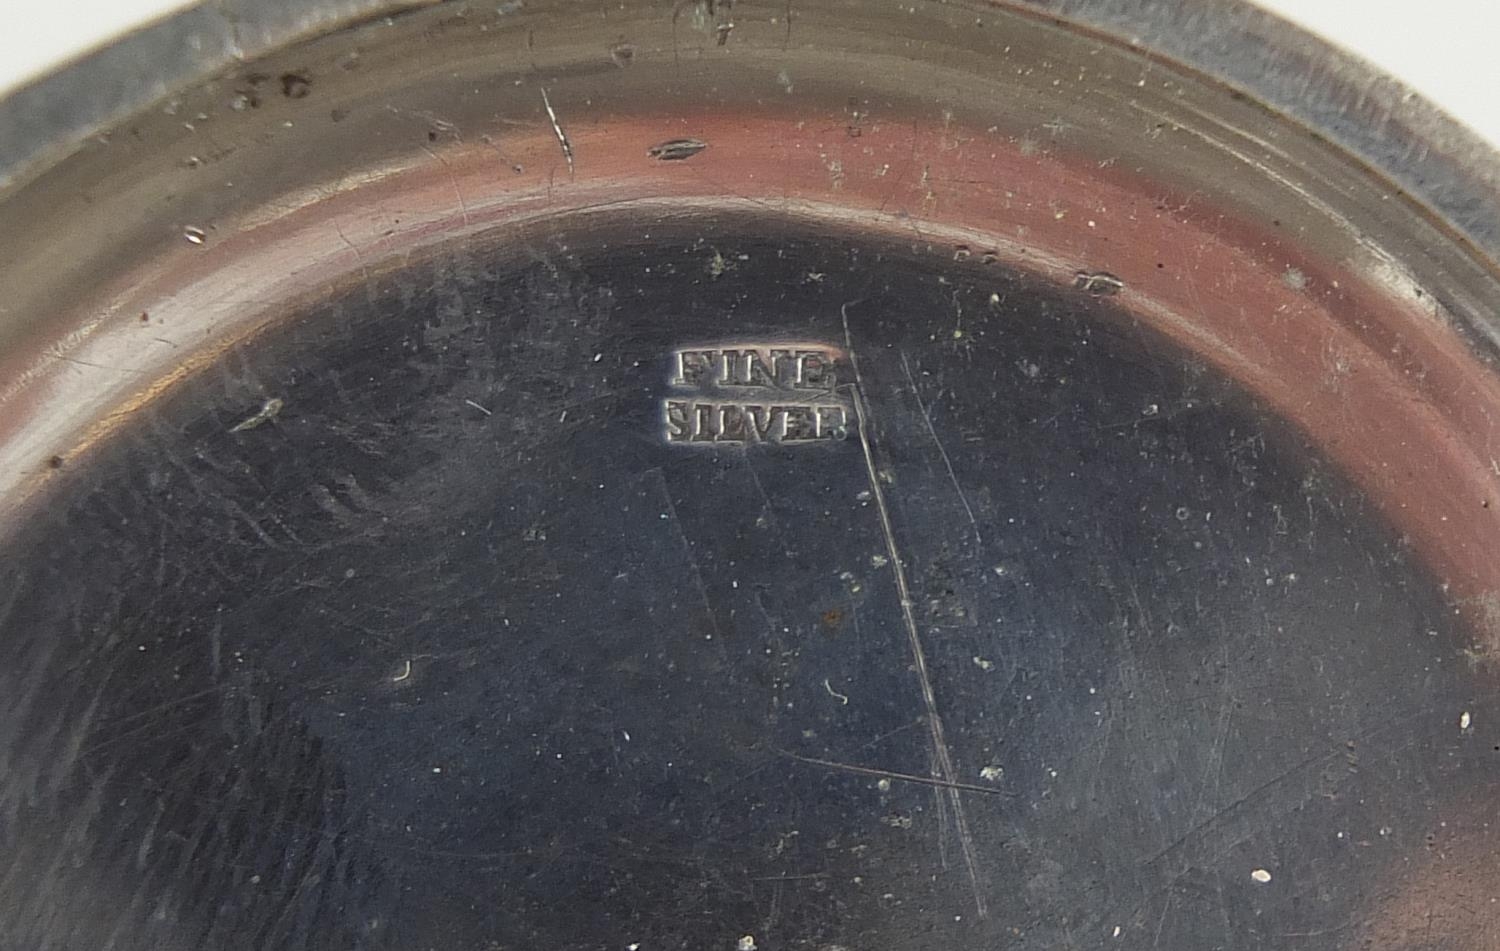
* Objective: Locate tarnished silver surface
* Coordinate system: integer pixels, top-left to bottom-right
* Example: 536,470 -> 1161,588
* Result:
3,2 -> 1500,949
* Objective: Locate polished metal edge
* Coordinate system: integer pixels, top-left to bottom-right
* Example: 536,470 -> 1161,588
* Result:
2,0 -> 1499,258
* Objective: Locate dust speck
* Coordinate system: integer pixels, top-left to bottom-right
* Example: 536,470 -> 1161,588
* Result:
822,678 -> 849,704
229,397 -> 284,433
708,249 -> 733,278
1250,868 -> 1272,884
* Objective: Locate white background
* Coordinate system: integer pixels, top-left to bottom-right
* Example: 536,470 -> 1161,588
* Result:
1,0 -> 1499,150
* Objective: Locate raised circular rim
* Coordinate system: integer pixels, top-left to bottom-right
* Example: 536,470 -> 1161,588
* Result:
4,0 -> 1500,258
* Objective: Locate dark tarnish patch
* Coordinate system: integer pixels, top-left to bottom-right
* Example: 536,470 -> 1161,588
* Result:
610,43 -> 636,67
280,72 -> 312,99
648,138 -> 709,161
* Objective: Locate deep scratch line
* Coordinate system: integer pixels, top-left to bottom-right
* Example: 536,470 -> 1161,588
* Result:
933,754 -> 951,870
778,751 -> 1006,796
841,302 -> 989,918
46,352 -> 147,376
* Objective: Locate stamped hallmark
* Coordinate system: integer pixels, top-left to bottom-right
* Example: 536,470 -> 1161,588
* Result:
663,345 -> 849,445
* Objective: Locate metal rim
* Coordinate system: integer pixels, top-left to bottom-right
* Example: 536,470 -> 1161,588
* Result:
4,0 -> 1500,256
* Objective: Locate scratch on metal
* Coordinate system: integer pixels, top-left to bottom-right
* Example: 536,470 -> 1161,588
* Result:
841,301 -> 989,918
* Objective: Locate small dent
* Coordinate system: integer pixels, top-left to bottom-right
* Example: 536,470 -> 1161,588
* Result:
649,138 -> 708,161
280,72 -> 312,99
